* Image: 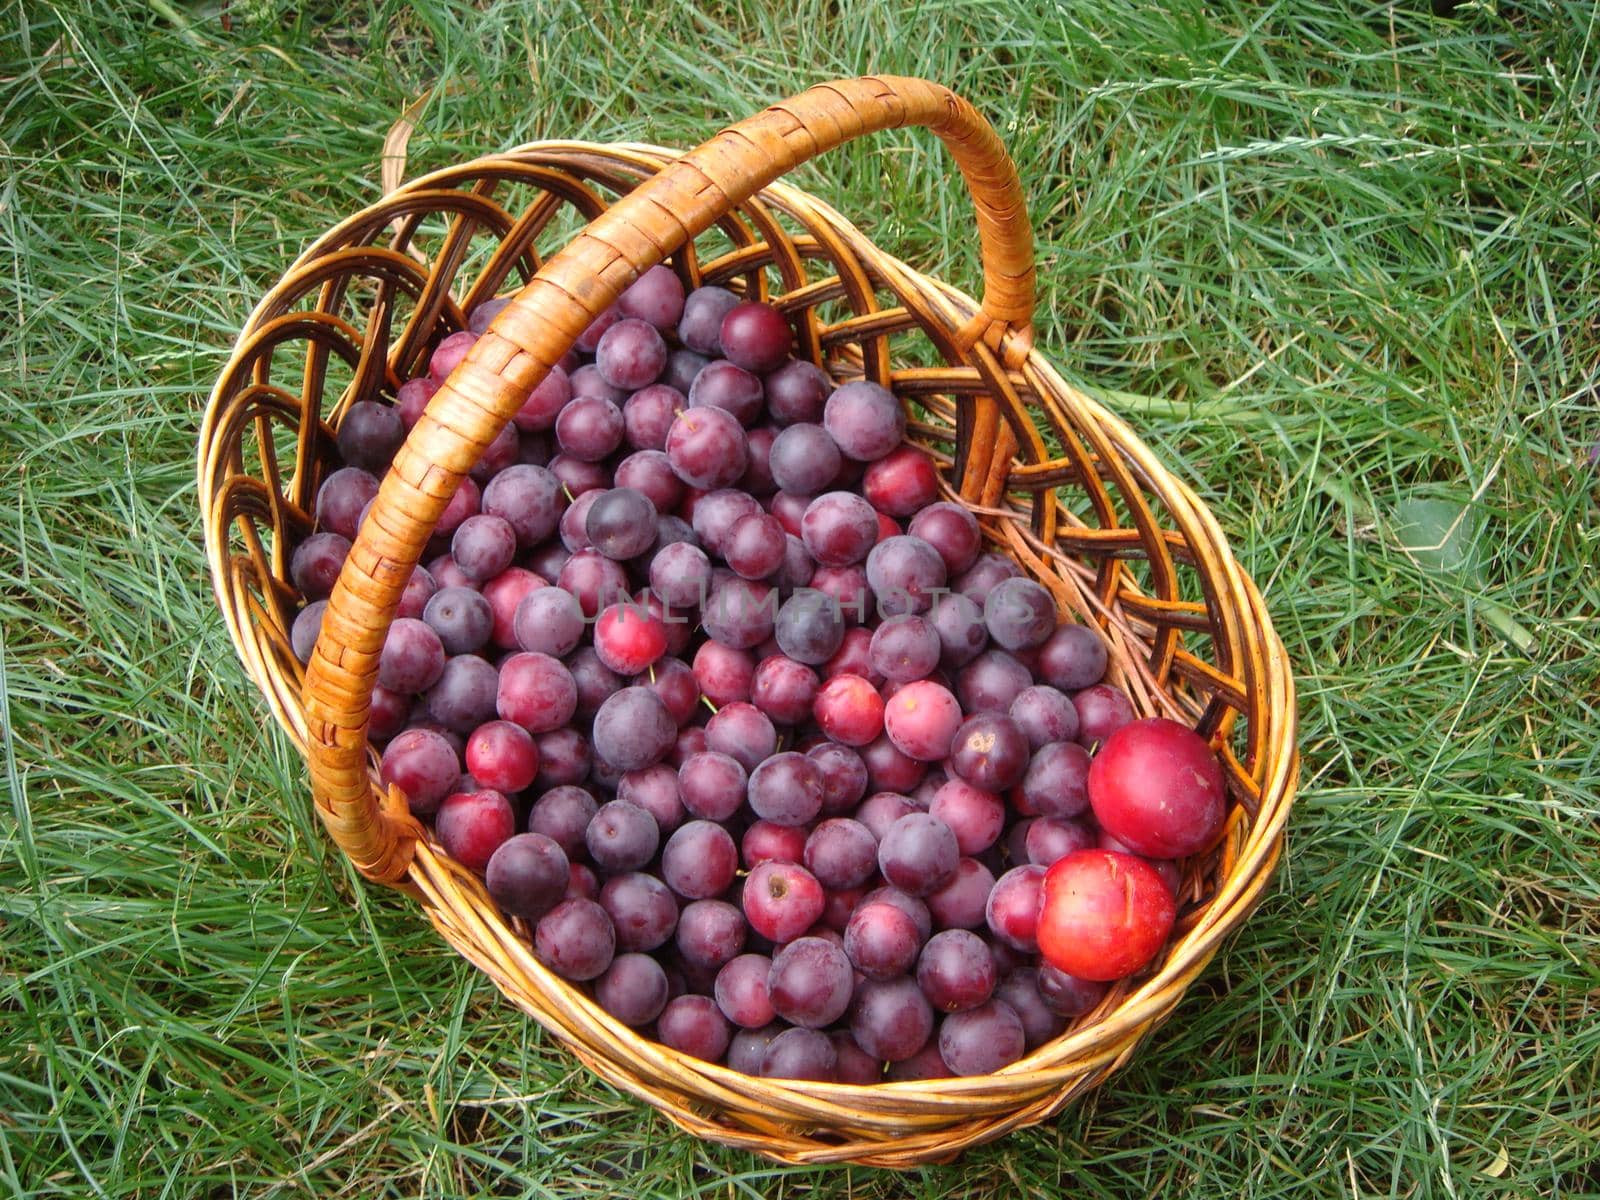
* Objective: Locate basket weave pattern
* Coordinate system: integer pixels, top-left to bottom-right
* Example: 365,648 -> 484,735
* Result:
198,77 -> 1297,1166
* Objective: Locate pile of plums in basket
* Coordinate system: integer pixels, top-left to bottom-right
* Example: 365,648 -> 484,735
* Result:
289,266 -> 1228,1081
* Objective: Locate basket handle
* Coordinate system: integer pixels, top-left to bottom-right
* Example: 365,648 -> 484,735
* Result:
304,76 -> 1036,883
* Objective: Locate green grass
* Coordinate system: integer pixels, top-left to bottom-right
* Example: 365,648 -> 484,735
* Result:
3,0 -> 1598,1195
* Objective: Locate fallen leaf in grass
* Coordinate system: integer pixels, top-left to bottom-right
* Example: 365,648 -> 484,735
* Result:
1392,496 -> 1479,577
1390,494 -> 1535,654
1481,1143 -> 1510,1179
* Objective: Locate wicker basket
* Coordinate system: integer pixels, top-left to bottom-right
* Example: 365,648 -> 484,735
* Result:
198,76 -> 1297,1166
